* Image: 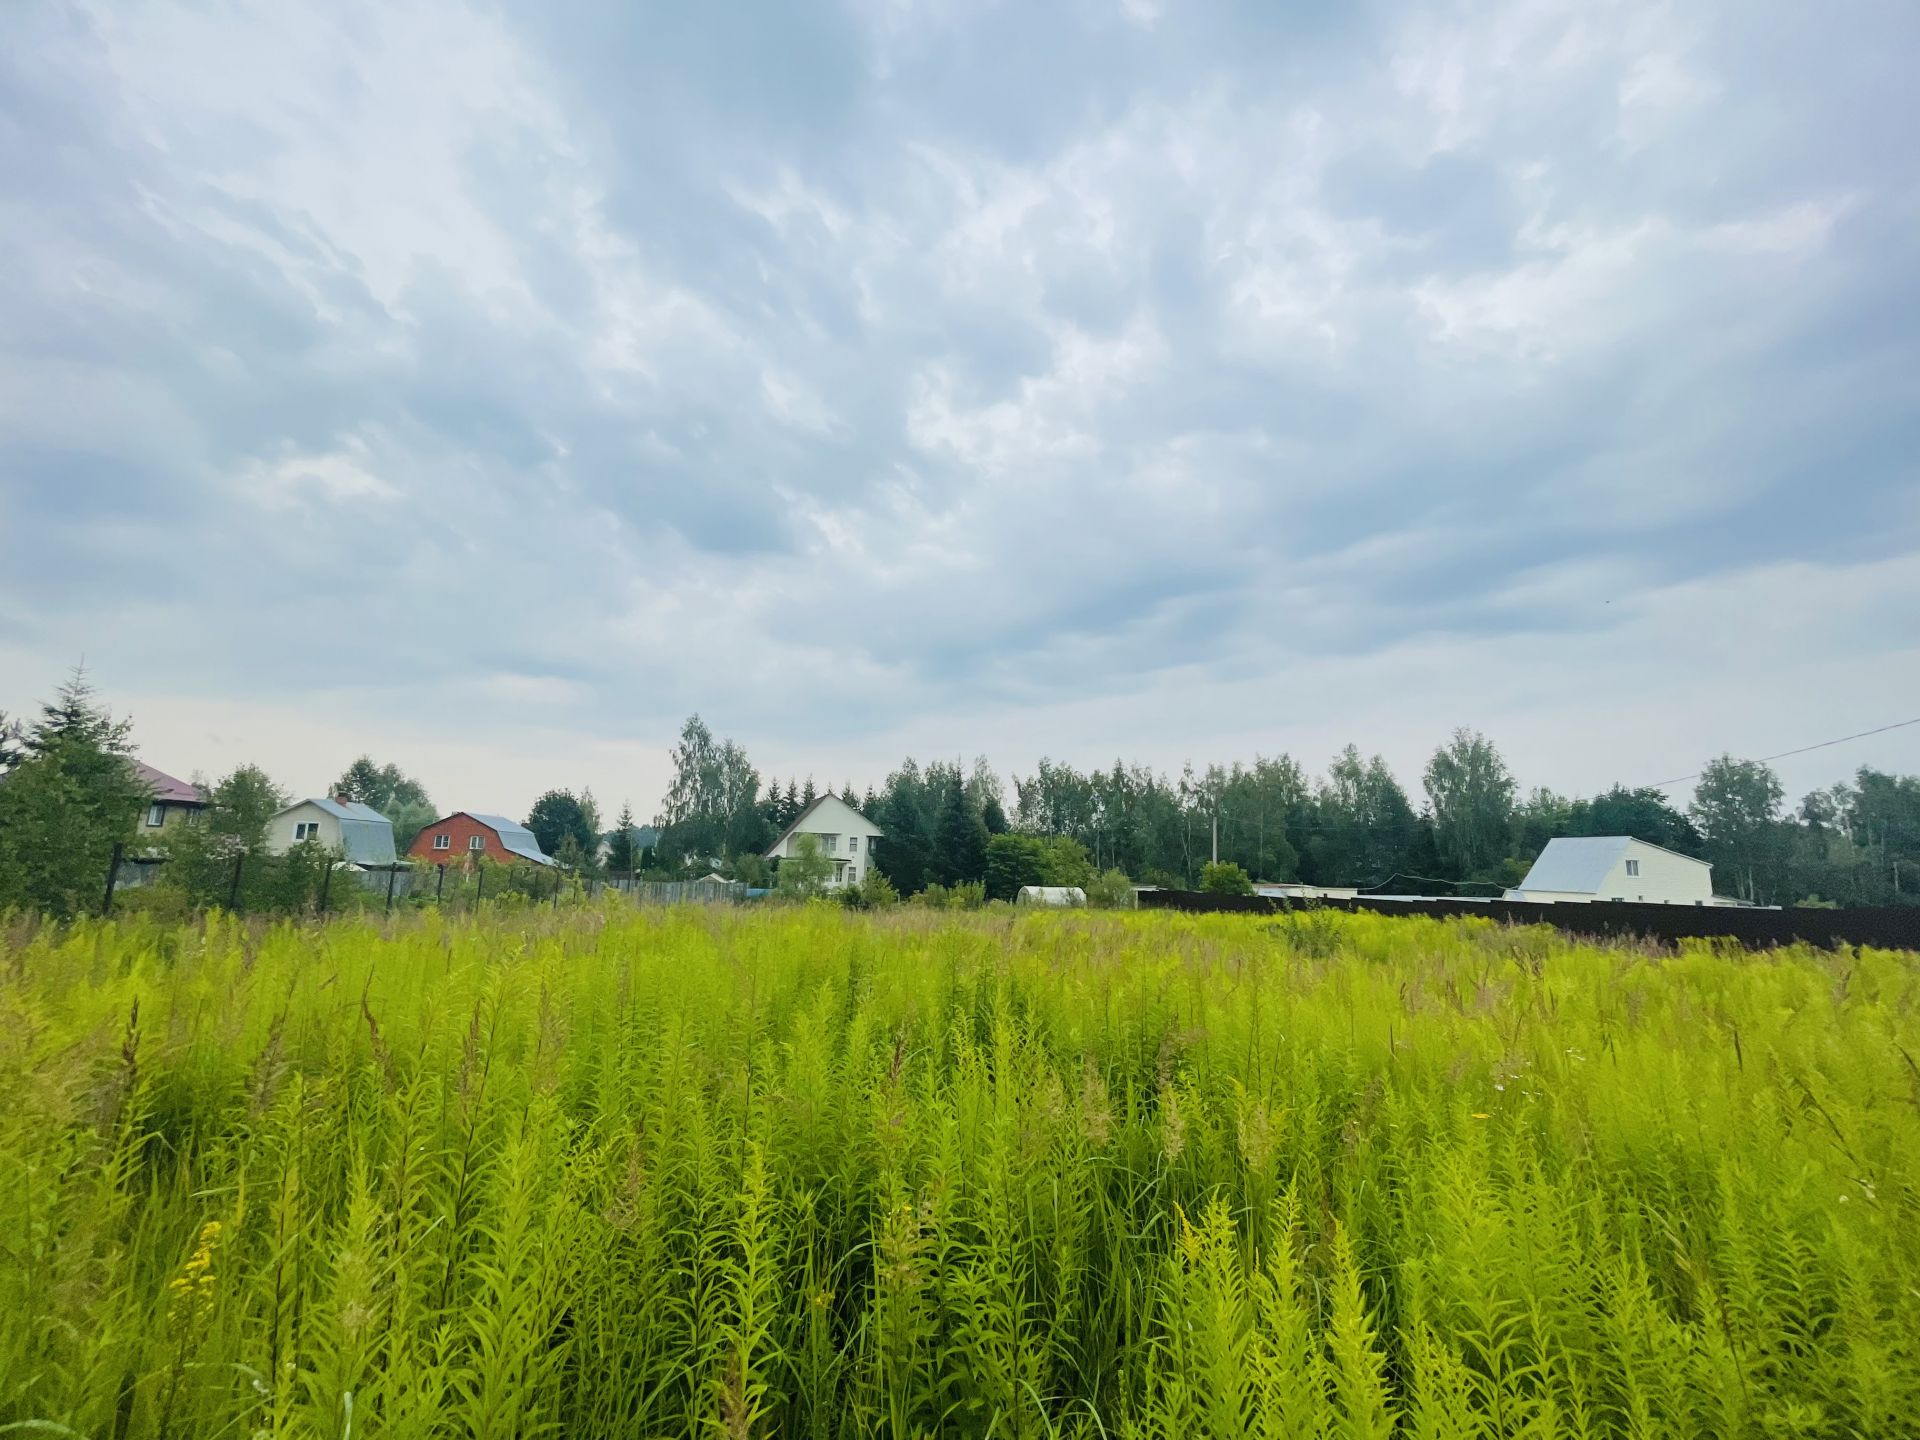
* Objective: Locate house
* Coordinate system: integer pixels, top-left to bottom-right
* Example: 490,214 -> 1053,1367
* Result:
1016,885 -> 1086,907
408,812 -> 556,867
267,797 -> 397,868
135,762 -> 207,832
1504,836 -> 1730,905
764,794 -> 883,890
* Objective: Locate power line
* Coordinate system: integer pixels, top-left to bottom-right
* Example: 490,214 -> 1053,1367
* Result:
1643,716 -> 1920,791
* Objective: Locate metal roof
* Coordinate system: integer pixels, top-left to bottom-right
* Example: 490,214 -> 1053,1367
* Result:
467,813 -> 557,866
135,762 -> 205,806
1515,836 -> 1709,894
275,798 -> 397,866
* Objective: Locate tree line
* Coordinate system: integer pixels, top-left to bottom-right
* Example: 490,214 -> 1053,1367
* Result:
2,676 -> 1915,918
641,716 -> 1920,908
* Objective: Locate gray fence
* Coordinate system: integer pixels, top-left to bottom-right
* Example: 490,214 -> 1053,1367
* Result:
604,877 -> 749,905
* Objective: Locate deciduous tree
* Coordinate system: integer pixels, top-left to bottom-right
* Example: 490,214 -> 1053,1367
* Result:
1423,729 -> 1516,880
1689,756 -> 1784,903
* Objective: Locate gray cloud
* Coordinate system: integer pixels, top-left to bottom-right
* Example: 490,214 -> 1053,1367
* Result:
3,0 -> 1917,812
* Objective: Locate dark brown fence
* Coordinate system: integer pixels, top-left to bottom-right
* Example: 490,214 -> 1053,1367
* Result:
1135,888 -> 1920,951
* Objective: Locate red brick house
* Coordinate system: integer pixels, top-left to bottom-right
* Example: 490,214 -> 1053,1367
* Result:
408,812 -> 556,867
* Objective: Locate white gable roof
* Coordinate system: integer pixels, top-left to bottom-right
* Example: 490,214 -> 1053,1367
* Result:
764,794 -> 884,857
1516,836 -> 1708,894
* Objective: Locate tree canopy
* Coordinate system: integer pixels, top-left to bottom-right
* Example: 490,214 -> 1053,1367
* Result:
526,789 -> 597,864
333,756 -> 436,851
0,668 -> 147,917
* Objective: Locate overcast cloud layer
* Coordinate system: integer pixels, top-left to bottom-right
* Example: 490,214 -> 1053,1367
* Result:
3,0 -> 1917,817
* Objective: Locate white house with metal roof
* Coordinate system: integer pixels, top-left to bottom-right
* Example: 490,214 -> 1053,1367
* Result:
266,797 -> 398,868
764,794 -> 883,889
1504,836 -> 1728,905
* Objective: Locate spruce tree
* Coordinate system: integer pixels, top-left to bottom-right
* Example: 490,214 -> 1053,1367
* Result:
0,668 -> 147,917
935,771 -> 989,886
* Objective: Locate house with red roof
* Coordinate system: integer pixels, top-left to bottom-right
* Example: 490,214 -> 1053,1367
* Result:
135,762 -> 207,834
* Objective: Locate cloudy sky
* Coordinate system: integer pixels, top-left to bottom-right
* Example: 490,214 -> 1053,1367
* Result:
3,0 -> 1917,820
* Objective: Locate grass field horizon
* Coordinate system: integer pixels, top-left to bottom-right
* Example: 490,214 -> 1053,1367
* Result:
3,904 -> 1916,1438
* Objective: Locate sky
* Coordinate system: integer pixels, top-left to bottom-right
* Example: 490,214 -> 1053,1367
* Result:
2,0 -> 1917,823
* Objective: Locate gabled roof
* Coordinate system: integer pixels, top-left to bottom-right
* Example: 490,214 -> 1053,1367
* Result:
136,762 -> 206,806
465,813 -> 557,866
764,793 -> 885,858
302,796 -> 390,824
275,797 -> 397,866
1515,835 -> 1710,894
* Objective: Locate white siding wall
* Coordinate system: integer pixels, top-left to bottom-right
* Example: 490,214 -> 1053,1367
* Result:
266,802 -> 342,856
1593,841 -> 1714,904
770,796 -> 883,889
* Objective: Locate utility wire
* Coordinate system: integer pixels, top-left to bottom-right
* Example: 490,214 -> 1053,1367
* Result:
1642,716 -> 1920,790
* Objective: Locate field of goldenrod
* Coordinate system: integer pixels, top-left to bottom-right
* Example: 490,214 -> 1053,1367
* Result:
1,904 -> 1915,1438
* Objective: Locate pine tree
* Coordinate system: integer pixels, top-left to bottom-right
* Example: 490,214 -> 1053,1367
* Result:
935,771 -> 988,886
607,802 -> 638,874
0,710 -> 25,775
0,667 -> 147,917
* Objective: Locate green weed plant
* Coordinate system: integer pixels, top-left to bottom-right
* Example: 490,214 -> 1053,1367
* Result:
0,905 -> 1915,1438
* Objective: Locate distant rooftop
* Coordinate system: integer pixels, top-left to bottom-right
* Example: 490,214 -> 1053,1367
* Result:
135,761 -> 205,806
467,813 -> 557,866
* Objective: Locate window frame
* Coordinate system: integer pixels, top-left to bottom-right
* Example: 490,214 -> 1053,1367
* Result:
469,835 -> 485,851
146,803 -> 166,828
433,833 -> 450,850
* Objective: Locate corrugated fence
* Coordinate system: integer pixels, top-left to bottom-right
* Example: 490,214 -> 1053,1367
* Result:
1135,888 -> 1920,950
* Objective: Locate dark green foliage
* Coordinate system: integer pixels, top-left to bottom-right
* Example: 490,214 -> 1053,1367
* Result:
526,789 -> 595,861
0,709 -> 24,774
935,770 -> 989,886
1566,784 -> 1704,854
0,668 -> 147,917
605,801 -> 639,874
334,755 -> 436,850
657,715 -> 768,871
1424,728 -> 1517,880
985,833 -> 1048,900
1691,755 -> 1786,903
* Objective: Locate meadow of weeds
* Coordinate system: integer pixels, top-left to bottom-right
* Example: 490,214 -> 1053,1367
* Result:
1,903 -> 1917,1439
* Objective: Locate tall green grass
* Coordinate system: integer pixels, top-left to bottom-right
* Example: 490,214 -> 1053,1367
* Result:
1,905 -> 1916,1438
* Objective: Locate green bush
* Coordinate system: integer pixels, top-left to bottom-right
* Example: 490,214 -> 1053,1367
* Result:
1085,868 -> 1136,908
1199,860 -> 1254,894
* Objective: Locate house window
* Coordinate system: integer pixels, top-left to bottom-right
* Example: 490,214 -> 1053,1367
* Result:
294,822 -> 319,841
146,803 -> 165,827
1625,859 -> 1640,877
433,833 -> 450,850
469,835 -> 485,851
825,835 -> 837,852
849,836 -> 859,853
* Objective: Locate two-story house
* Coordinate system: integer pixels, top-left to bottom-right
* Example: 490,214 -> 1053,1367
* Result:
764,795 -> 884,889
408,812 -> 556,867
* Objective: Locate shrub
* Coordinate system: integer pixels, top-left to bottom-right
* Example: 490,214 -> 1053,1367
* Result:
1085,868 -> 1135,909
1199,860 -> 1254,895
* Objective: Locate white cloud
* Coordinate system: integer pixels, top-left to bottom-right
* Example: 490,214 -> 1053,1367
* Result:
3,0 -> 1916,820
236,436 -> 399,509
